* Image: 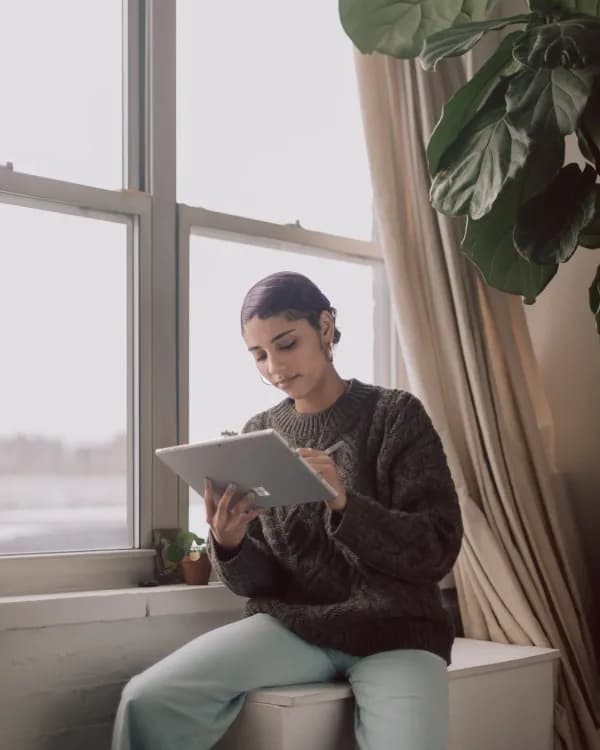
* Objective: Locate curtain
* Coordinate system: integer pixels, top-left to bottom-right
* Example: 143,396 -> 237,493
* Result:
353,44 -> 600,750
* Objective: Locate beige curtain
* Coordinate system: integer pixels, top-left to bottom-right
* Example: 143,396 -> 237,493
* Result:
353,46 -> 600,750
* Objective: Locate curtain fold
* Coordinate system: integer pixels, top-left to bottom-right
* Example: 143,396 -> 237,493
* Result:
353,47 -> 600,750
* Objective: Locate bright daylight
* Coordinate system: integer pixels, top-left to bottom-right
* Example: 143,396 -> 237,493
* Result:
1,2 -> 599,750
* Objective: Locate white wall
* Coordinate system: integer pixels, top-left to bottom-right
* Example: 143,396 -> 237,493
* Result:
0,592 -> 243,750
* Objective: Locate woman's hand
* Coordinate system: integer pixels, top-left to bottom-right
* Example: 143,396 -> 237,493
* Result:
296,448 -> 348,512
204,478 -> 267,550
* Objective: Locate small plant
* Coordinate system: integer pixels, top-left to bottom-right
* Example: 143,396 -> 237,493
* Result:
164,530 -> 207,564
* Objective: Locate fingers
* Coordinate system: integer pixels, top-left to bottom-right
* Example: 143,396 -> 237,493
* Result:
220,483 -> 241,515
204,478 -> 216,524
205,479 -> 265,529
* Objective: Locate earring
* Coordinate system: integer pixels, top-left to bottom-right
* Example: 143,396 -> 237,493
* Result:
260,374 -> 271,385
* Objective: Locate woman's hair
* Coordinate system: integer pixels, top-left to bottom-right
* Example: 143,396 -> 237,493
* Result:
240,271 -> 341,345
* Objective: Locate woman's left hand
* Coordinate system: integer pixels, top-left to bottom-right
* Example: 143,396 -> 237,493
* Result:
296,447 -> 348,512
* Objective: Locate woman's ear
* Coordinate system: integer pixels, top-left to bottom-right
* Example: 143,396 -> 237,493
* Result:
320,310 -> 333,341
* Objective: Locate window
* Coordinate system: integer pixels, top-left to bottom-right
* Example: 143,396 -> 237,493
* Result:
176,0 -> 372,240
186,235 -> 377,540
1,4 -> 389,595
0,0 -> 123,189
0,204 -> 130,555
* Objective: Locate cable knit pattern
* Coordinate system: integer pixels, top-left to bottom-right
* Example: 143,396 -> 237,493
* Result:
206,379 -> 463,664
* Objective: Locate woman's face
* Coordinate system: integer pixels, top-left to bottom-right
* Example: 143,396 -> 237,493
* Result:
242,312 -> 331,395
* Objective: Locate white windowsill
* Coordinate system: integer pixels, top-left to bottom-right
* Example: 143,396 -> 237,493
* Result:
0,581 -> 246,631
0,548 -> 158,596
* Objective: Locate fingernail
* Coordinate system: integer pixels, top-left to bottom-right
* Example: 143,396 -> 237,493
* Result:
229,482 -> 237,491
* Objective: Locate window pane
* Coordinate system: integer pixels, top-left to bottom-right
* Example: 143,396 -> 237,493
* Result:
0,0 -> 122,189
177,1 -> 372,240
188,235 -> 374,539
0,204 -> 130,554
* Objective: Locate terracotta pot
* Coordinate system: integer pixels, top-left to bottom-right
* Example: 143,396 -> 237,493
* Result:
181,553 -> 211,585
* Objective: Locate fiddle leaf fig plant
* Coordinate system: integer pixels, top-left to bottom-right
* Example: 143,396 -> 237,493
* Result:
339,0 -> 600,334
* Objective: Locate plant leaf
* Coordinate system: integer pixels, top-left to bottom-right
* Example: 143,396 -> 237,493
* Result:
580,218 -> 600,246
514,163 -> 597,262
427,31 -> 524,176
579,185 -> 600,246
514,16 -> 600,69
430,97 -> 531,219
420,14 -> 531,70
338,0 -> 490,59
574,0 -> 600,14
529,0 -> 600,12
561,0 -> 600,14
164,545 -> 185,563
590,264 -> 600,334
506,65 -> 597,139
577,77 -> 600,167
462,166 -> 558,302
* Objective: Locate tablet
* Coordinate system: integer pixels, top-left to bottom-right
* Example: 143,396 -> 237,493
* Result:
155,428 -> 338,509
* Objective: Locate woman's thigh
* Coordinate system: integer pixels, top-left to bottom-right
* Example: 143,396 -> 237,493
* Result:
345,648 -> 448,750
125,613 -> 338,699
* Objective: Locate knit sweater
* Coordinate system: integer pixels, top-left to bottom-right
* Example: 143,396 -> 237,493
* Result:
206,378 -> 463,665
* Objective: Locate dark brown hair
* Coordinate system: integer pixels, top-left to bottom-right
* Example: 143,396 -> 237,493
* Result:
240,271 -> 341,345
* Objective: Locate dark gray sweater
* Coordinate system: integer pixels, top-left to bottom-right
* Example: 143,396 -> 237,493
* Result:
206,378 -> 463,664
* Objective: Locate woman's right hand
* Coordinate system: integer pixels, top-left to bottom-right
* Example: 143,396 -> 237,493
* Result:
204,478 -> 267,550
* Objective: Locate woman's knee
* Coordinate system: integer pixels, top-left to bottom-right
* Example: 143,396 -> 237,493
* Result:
119,671 -> 160,710
348,648 -> 448,700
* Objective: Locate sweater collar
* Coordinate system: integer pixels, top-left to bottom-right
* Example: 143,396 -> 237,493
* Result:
270,377 -> 375,442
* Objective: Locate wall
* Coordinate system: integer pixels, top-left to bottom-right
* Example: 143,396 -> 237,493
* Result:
523,245 -> 600,638
0,588 -> 244,750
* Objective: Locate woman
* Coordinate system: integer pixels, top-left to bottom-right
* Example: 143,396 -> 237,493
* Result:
112,271 -> 463,750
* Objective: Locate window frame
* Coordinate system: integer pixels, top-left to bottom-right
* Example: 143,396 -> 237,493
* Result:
176,205 -> 394,531
0,167 -> 154,595
0,0 -> 395,595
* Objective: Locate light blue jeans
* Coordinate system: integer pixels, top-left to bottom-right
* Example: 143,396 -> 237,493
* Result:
112,613 -> 448,750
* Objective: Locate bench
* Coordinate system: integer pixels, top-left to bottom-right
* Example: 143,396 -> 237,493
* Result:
215,637 -> 560,750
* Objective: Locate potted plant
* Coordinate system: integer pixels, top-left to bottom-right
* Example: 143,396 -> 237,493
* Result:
163,530 -> 211,585
339,0 -> 600,334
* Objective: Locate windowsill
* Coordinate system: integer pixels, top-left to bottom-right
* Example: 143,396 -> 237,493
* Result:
0,548 -> 157,596
0,581 -> 246,631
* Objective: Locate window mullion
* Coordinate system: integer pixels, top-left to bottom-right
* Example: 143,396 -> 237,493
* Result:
142,0 -> 179,540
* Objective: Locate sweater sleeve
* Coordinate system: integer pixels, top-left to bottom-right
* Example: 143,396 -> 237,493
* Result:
206,413 -> 289,598
324,393 -> 463,584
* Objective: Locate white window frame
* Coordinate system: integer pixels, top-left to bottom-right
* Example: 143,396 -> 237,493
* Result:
176,205 -> 394,530
0,167 -> 156,595
0,0 -> 394,596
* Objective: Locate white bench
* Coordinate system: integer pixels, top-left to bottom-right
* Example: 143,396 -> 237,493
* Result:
215,638 -> 560,750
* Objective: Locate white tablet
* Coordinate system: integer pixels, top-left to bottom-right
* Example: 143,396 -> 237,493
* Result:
155,429 -> 338,509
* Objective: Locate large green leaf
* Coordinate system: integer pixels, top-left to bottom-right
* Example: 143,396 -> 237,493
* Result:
420,14 -> 530,70
462,175 -> 558,302
590,264 -> 600,334
506,65 -> 597,137
427,31 -> 524,177
338,0 -> 490,58
579,186 -> 600,246
580,217 -> 600,246
574,0 -> 600,14
430,97 -> 531,219
514,16 -> 600,68
514,163 -> 597,262
529,0 -> 600,12
577,77 -> 600,166
536,0 -> 600,14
